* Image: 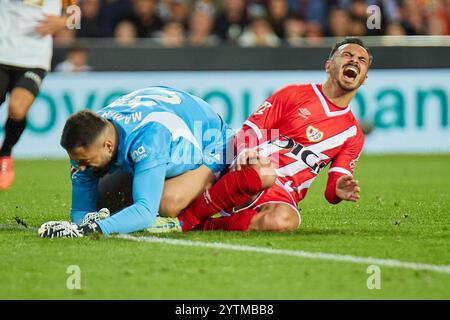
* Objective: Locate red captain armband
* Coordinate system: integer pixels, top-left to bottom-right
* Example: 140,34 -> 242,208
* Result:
325,172 -> 343,204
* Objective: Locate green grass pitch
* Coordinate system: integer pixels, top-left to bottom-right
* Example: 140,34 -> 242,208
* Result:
0,155 -> 449,299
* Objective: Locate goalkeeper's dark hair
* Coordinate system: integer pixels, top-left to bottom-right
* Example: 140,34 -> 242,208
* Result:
329,37 -> 373,66
60,110 -> 109,151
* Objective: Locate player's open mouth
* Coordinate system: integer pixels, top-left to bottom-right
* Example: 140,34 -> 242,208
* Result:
343,65 -> 359,81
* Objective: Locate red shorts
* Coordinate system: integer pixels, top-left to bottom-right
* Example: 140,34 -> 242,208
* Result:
230,181 -> 301,223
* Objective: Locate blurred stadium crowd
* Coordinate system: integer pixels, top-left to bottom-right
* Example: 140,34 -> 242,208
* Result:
53,0 -> 450,72
56,0 -> 450,47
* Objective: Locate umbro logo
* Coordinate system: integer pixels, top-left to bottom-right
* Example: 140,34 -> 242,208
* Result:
298,108 -> 311,119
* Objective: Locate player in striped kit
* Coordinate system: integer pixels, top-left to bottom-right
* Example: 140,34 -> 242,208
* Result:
149,37 -> 371,233
0,0 -> 75,190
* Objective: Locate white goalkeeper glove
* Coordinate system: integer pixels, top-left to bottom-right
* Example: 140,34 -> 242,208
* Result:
38,221 -> 98,238
38,208 -> 109,238
81,208 -> 110,226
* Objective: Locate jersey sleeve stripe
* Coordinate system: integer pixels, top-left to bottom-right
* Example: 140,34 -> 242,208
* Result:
328,167 -> 353,176
243,120 -> 263,139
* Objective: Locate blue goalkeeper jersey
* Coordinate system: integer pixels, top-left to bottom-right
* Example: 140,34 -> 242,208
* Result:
70,86 -> 233,234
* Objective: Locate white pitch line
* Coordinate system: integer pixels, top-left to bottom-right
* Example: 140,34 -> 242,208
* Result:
2,224 -> 449,274
114,234 -> 450,275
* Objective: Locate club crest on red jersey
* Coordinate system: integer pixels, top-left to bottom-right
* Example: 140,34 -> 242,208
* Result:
306,126 -> 323,142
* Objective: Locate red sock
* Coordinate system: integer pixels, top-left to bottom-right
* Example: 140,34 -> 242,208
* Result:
196,210 -> 257,231
178,167 -> 262,231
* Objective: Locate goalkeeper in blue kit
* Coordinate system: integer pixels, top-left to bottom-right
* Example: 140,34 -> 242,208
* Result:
39,86 -> 234,237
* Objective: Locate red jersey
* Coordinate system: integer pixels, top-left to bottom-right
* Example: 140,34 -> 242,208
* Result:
234,84 -> 364,205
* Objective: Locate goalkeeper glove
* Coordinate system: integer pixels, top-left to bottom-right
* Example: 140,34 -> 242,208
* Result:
38,221 -> 101,238
81,208 -> 110,226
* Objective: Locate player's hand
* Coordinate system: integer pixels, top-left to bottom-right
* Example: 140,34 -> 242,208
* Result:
38,220 -> 83,238
335,175 -> 360,202
35,14 -> 67,36
38,220 -> 100,238
234,149 -> 263,171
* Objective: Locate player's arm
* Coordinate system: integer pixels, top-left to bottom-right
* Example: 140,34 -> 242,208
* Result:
41,159 -> 167,238
95,125 -> 172,234
325,126 -> 364,204
35,0 -> 78,36
95,163 -> 167,235
70,161 -> 99,224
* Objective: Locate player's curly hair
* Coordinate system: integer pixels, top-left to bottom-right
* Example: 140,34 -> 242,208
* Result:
329,37 -> 373,66
60,110 -> 109,151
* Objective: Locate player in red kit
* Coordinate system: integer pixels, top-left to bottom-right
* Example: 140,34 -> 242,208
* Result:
145,37 -> 372,233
